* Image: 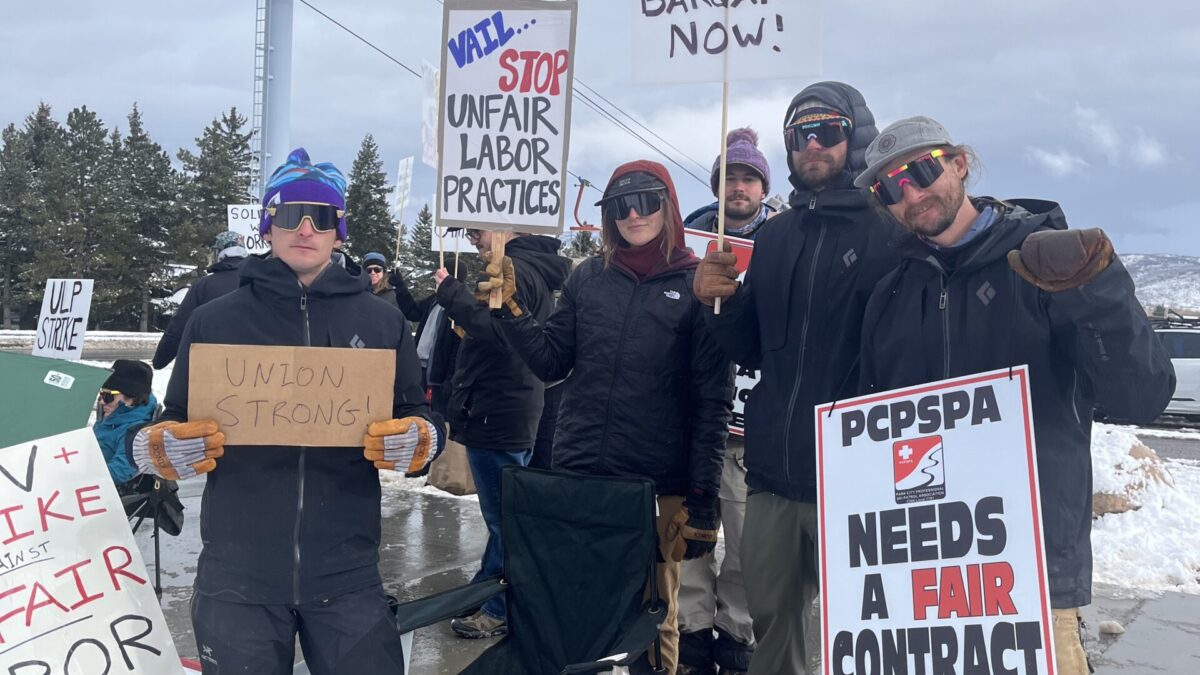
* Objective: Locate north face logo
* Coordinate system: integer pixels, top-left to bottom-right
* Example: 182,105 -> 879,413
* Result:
976,282 -> 997,306
843,249 -> 858,268
350,334 -> 366,349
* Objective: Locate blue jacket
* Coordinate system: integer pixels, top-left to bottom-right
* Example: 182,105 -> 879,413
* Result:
93,394 -> 158,484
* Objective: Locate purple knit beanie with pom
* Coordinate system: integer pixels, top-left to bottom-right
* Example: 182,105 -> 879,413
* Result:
259,148 -> 349,240
711,127 -> 770,196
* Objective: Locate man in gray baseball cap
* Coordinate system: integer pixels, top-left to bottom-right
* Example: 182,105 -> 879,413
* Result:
854,116 -> 1176,675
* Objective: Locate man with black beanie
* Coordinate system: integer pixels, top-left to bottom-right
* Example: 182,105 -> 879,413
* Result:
693,82 -> 900,674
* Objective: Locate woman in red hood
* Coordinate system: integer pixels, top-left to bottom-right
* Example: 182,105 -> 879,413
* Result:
494,160 -> 735,673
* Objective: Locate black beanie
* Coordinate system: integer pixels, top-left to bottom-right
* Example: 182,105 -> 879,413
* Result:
102,360 -> 153,399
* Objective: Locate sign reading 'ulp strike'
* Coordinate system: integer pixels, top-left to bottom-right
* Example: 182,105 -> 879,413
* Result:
436,0 -> 577,235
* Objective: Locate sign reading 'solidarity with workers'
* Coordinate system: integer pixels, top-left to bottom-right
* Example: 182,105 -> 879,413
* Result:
815,367 -> 1055,674
436,0 -> 577,235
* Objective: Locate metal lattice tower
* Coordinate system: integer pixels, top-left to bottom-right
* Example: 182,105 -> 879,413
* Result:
249,0 -> 267,197
249,0 -> 293,199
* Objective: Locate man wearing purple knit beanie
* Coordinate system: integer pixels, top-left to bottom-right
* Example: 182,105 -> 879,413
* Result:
131,148 -> 445,673
682,127 -> 776,241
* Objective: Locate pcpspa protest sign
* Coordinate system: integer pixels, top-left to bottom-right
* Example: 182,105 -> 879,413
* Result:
436,0 -> 577,234
187,344 -> 396,447
632,0 -> 820,84
815,367 -> 1055,674
32,279 -> 93,361
683,227 -> 754,435
226,204 -> 270,255
0,428 -> 182,673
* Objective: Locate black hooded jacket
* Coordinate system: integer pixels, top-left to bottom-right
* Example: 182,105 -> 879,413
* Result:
153,255 -> 246,369
859,198 -> 1175,608
436,235 -> 572,450
704,81 -> 901,503
162,255 -> 434,604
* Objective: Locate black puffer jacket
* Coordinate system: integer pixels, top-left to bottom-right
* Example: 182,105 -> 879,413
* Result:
704,81 -> 900,503
163,255 -> 435,605
498,258 -> 735,496
859,198 -> 1176,608
436,235 -> 572,451
153,255 -> 245,368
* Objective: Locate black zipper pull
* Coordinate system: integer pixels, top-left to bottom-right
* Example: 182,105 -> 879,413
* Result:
939,289 -> 947,310
300,292 -> 307,312
809,196 -> 817,210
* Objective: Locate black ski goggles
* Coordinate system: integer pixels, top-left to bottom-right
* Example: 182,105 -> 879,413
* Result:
868,150 -> 948,206
784,117 -> 852,151
265,202 -> 345,233
601,191 -> 664,221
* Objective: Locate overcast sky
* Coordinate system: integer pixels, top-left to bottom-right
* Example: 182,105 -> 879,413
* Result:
2,1 -> 1198,255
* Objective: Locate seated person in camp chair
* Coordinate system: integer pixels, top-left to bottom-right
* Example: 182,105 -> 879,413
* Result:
130,148 -> 445,675
93,359 -> 158,491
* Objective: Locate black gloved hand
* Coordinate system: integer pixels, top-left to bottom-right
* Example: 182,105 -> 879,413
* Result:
1007,228 -> 1114,292
667,489 -> 719,561
388,266 -> 405,290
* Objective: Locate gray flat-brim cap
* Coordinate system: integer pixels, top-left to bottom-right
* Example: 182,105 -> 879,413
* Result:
853,116 -> 954,188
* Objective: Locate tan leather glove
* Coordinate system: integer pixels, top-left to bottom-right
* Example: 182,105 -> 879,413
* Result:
665,505 -> 719,562
693,241 -> 741,307
363,416 -> 441,476
1007,228 -> 1114,292
132,420 -> 225,481
477,255 -> 522,316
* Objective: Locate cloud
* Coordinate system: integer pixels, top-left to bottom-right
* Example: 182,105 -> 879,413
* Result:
1132,127 -> 1168,168
1073,105 -> 1120,165
1025,147 -> 1089,177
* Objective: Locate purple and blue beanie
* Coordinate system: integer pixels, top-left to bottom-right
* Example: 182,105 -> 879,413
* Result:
711,127 -> 771,196
259,148 -> 349,239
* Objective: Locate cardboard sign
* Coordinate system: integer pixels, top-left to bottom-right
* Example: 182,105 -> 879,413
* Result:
33,279 -> 94,361
816,367 -> 1055,674
632,0 -> 820,84
0,428 -> 182,673
226,204 -> 270,255
683,227 -> 754,436
187,344 -> 396,447
436,0 -> 578,234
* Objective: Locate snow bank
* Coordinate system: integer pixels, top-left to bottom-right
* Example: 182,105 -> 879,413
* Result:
1091,423 -> 1200,594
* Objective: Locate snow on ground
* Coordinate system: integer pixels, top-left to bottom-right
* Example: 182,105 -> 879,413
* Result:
1091,423 -> 1200,595
1103,422 -> 1200,441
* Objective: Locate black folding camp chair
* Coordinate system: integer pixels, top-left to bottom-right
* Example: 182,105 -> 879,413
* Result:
392,466 -> 666,674
120,474 -> 185,600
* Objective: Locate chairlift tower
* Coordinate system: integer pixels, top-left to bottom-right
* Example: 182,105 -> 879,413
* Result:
250,0 -> 294,199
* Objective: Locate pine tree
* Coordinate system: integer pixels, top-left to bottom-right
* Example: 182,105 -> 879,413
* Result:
177,107 -> 253,269
564,230 -> 599,259
343,134 -> 396,260
17,104 -> 72,327
115,104 -> 183,330
398,204 -> 440,297
0,124 -> 36,328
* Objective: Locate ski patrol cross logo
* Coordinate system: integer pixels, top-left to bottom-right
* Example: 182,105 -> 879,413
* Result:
892,435 -> 947,504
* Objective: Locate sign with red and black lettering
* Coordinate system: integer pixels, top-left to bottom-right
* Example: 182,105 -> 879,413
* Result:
436,0 -> 578,234
683,227 -> 755,436
0,428 -> 181,673
815,367 -> 1055,674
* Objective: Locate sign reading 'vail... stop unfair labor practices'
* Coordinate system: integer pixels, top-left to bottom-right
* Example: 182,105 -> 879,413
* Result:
816,367 -> 1055,675
0,428 -> 181,673
437,0 -> 577,235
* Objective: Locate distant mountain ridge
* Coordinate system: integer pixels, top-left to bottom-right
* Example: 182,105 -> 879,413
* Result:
1122,253 -> 1200,313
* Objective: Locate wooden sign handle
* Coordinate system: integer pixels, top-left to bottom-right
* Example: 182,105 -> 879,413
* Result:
488,231 -> 507,309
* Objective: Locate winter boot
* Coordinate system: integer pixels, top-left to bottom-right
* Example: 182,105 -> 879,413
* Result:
677,629 -> 716,675
713,627 -> 753,674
